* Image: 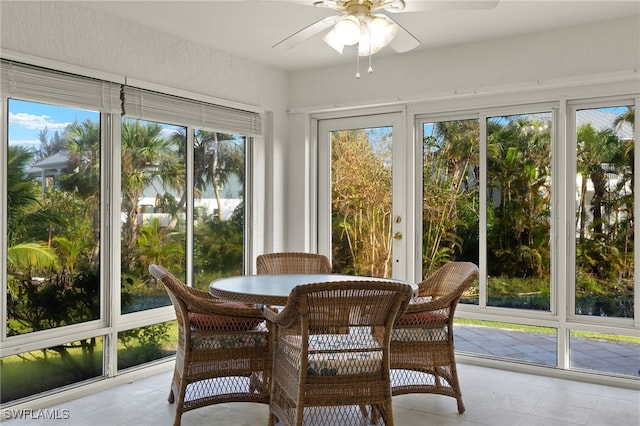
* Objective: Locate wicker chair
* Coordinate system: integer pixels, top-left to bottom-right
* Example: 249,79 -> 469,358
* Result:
262,280 -> 414,426
256,252 -> 332,275
390,261 -> 479,414
148,265 -> 271,426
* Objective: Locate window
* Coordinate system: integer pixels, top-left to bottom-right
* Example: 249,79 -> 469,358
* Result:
486,111 -> 552,311
415,99 -> 638,378
1,59 -> 261,403
120,119 -> 185,314
7,99 -> 102,334
422,118 -> 480,298
573,105 -> 634,319
192,131 -> 246,290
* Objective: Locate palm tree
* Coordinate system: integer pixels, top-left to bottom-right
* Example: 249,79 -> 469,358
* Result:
422,120 -> 479,274
194,130 -> 243,221
170,129 -> 243,225
612,106 -> 635,278
6,146 -> 59,271
120,119 -> 184,272
613,106 -> 634,130
59,119 -> 101,267
486,116 -> 552,279
576,123 -> 618,239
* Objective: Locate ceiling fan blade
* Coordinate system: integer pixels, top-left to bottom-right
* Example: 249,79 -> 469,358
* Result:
387,16 -> 420,53
393,0 -> 499,13
272,15 -> 340,49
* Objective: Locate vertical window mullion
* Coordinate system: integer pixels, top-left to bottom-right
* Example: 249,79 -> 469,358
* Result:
479,114 -> 488,309
186,127 -> 194,287
103,111 -> 121,378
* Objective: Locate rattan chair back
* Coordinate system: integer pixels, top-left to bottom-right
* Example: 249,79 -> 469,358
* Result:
256,252 -> 332,274
390,261 -> 478,414
149,264 -> 271,426
262,280 -> 414,426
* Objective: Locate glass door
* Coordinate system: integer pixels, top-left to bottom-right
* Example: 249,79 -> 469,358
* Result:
317,112 -> 412,280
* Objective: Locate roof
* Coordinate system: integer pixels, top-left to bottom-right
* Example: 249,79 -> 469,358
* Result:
576,109 -> 634,140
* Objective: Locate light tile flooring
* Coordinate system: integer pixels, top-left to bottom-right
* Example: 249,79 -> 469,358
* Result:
2,364 -> 638,425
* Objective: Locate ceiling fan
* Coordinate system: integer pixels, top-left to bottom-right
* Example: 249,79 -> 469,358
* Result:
272,0 -> 499,77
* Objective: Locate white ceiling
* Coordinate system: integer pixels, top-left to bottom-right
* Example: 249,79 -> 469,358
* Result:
80,0 -> 640,71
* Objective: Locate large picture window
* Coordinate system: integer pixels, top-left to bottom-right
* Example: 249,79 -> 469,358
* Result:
7,99 -> 102,334
414,101 -> 638,378
486,111 -> 552,311
574,104 -> 634,319
1,59 -> 260,403
120,118 -> 185,314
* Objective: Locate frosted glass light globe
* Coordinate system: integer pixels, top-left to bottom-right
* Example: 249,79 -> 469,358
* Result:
335,16 -> 361,46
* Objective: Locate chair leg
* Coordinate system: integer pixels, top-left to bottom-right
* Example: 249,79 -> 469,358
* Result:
172,412 -> 182,426
452,366 -> 465,413
167,388 -> 175,403
380,402 -> 394,426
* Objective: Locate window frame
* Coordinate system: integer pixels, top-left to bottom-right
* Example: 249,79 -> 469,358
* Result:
1,58 -> 264,394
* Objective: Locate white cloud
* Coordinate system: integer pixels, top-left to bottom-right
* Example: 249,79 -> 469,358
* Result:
9,139 -> 41,149
8,112 -> 70,131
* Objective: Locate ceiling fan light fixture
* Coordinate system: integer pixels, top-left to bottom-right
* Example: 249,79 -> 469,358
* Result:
357,16 -> 397,56
322,28 -> 345,53
368,14 -> 398,47
357,24 -> 380,56
334,15 -> 361,45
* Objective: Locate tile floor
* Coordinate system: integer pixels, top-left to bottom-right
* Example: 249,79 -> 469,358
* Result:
2,363 -> 638,425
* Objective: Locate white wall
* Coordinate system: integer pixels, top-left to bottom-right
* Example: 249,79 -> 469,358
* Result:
288,17 -> 640,111
0,0 -> 290,253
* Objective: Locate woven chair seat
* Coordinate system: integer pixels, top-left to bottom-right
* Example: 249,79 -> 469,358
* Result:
391,327 -> 447,342
191,332 -> 269,351
188,308 -> 264,331
393,311 -> 448,328
283,333 -> 383,376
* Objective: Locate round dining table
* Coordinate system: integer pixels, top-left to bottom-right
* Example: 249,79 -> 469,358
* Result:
209,273 -> 417,306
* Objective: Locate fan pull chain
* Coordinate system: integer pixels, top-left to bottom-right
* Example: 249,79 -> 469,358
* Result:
368,33 -> 373,73
355,51 -> 361,79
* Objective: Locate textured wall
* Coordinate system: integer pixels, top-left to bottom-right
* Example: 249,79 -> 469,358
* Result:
287,16 -> 640,111
0,1 -> 288,111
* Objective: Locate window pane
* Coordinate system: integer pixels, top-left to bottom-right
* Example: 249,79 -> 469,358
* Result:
120,119 -> 185,314
456,320 -> 557,366
331,127 -> 393,277
575,106 -> 634,318
570,331 -> 639,376
192,131 -> 246,290
422,120 -> 480,302
0,337 -> 104,404
6,99 -> 101,335
486,112 -> 552,311
117,321 -> 176,371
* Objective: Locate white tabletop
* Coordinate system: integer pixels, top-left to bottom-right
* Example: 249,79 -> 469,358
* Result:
209,274 -> 417,306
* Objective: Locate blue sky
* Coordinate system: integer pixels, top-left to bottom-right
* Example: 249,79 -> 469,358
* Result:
8,99 -> 98,149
